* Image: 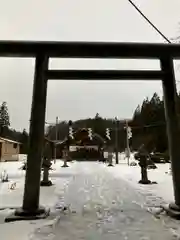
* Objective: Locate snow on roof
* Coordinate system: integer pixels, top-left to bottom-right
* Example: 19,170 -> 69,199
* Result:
0,137 -> 21,144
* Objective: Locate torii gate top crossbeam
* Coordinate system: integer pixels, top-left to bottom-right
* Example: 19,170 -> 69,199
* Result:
0,40 -> 180,58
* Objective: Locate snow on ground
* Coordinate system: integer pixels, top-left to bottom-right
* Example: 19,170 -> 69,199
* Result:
0,154 -> 178,240
0,159 -> 74,208
0,159 -> 26,209
0,158 -> 76,240
31,162 -> 177,240
109,153 -> 174,206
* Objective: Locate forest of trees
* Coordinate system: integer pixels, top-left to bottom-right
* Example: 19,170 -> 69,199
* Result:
2,90 -> 179,155
46,92 -> 173,154
130,92 -> 167,153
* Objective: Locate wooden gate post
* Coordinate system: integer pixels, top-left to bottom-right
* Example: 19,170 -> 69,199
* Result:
11,54 -> 49,219
161,56 -> 180,214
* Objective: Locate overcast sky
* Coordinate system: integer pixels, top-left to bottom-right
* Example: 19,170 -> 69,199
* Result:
0,0 -> 180,131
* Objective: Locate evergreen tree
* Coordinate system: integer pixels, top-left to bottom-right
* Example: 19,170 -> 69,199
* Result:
0,102 -> 10,127
0,102 -> 10,137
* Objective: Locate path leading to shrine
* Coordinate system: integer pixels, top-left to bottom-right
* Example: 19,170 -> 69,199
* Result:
32,162 -> 175,240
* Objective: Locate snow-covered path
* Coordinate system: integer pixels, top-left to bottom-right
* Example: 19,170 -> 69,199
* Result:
32,162 -> 174,240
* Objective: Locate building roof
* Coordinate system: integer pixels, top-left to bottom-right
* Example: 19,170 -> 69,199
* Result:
0,137 -> 21,144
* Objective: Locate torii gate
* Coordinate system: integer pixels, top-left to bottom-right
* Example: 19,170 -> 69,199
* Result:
1,41 -> 180,220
